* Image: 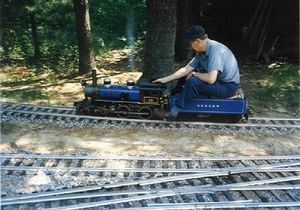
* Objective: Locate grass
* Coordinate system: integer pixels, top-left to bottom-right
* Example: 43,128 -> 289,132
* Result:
1,89 -> 49,101
0,65 -> 49,102
257,63 -> 299,110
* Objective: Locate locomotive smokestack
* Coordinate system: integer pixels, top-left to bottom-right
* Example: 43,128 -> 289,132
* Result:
92,69 -> 97,86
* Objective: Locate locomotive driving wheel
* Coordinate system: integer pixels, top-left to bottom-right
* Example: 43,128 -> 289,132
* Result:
74,99 -> 93,115
138,106 -> 153,120
116,105 -> 130,118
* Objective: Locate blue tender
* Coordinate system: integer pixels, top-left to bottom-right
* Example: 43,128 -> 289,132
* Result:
169,94 -> 248,115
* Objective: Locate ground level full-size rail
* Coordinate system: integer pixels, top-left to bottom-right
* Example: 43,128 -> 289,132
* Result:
1,153 -> 300,209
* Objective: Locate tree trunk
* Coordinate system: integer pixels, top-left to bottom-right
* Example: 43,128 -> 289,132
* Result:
174,0 -> 206,62
142,0 -> 177,80
73,0 -> 96,75
0,0 -> 3,59
30,12 -> 41,61
175,0 -> 189,62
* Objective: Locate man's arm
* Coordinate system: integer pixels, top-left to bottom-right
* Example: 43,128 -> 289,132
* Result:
153,65 -> 194,83
192,70 -> 218,84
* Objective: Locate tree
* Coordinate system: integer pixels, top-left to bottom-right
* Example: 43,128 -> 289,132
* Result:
175,0 -> 190,62
175,0 -> 207,62
73,0 -> 96,74
29,12 -> 41,61
141,0 -> 177,80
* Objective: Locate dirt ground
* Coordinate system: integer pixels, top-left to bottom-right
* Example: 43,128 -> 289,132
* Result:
1,50 -> 299,157
1,123 -> 300,156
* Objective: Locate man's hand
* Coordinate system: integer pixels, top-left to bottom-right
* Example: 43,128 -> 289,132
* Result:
186,71 -> 195,80
187,70 -> 218,84
152,78 -> 168,83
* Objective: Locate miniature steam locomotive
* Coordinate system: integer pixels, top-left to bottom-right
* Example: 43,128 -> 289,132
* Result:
74,70 -> 248,122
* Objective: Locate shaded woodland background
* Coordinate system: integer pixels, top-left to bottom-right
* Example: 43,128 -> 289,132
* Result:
1,0 -> 147,74
0,0 -> 299,112
1,0 -> 299,73
176,0 -> 299,62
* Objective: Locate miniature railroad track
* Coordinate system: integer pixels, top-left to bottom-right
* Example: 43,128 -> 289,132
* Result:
1,102 -> 300,132
1,153 -> 300,209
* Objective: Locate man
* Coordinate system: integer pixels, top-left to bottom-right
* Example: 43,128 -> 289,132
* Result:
153,25 -> 240,117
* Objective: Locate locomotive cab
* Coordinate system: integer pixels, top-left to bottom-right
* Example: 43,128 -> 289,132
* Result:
138,82 -> 168,107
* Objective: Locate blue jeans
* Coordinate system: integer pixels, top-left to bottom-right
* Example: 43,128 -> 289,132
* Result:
176,77 -> 240,108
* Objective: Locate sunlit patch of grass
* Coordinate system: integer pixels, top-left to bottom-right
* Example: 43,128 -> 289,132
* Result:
0,66 -> 38,84
257,63 -> 299,109
1,89 -> 49,102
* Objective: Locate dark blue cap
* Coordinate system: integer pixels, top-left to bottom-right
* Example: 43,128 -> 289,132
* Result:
184,25 -> 206,45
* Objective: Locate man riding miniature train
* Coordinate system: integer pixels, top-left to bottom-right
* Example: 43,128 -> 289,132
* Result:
74,25 -> 247,121
153,25 -> 242,118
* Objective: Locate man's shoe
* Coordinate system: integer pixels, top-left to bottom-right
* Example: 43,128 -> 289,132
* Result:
170,106 -> 180,118
229,89 -> 244,99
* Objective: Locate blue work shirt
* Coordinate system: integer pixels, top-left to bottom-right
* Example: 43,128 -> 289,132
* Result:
188,39 -> 240,84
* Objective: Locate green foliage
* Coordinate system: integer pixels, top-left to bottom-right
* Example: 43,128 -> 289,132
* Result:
90,0 -> 146,54
1,0 -> 77,71
259,63 -> 300,109
1,0 -> 146,70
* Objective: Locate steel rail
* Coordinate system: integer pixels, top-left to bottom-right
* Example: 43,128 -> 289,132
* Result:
137,171 -> 300,187
2,101 -> 299,122
242,159 -> 292,202
2,172 -> 298,203
0,186 -> 213,203
0,102 -> 74,111
226,159 -> 281,202
92,172 -> 294,190
2,102 -> 300,121
2,153 -> 300,161
250,117 -> 300,121
40,185 -> 300,210
44,192 -> 192,210
2,184 -> 299,206
101,161 -> 300,188
1,165 -> 300,173
1,102 -> 300,129
1,187 -> 214,205
2,107 -> 298,128
264,159 -> 299,201
145,201 -> 300,209
105,166 -> 300,189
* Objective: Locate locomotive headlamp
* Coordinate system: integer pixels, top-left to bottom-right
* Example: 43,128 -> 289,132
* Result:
127,79 -> 135,89
104,78 -> 111,87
